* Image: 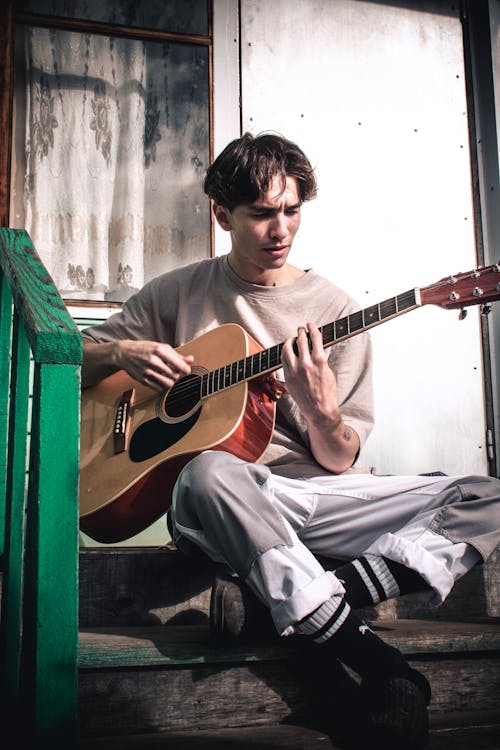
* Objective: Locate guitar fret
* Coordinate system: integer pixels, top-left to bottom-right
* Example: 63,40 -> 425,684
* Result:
322,322 -> 334,347
349,310 -> 363,333
380,298 -> 397,319
252,352 -> 260,374
244,357 -> 252,379
398,291 -> 417,311
336,317 -> 348,338
276,343 -> 284,365
365,304 -> 380,325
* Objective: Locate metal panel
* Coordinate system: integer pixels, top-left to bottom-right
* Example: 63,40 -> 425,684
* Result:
463,0 -> 500,475
240,0 -> 487,476
483,0 -> 500,471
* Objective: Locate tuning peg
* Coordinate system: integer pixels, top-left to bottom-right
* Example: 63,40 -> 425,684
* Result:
481,303 -> 492,316
459,308 -> 468,320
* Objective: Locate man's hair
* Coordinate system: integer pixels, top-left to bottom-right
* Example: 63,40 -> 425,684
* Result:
203,132 -> 317,210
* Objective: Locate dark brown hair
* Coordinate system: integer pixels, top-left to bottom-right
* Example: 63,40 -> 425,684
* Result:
203,132 -> 317,210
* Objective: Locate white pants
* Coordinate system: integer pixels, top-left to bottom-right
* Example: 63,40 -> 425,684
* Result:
172,452 -> 497,635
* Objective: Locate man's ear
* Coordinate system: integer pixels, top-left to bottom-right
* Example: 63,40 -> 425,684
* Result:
213,203 -> 232,232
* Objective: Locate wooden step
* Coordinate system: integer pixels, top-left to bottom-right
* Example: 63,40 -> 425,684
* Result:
79,545 -> 500,628
79,546 -> 215,628
79,714 -> 500,750
79,546 -> 500,740
78,619 -> 500,738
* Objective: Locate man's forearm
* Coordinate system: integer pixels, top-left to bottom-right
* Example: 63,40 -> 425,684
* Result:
81,338 -> 122,389
308,413 -> 360,474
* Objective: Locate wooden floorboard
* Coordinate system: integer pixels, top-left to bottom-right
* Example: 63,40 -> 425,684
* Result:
78,618 -> 500,669
79,716 -> 500,750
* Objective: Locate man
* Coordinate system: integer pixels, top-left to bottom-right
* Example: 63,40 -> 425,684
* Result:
81,132 -> 500,749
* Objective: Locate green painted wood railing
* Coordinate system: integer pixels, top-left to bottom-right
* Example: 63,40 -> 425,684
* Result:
0,228 -> 82,744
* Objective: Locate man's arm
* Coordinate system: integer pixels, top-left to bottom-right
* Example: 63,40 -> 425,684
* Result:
281,322 -> 360,474
81,337 -> 193,391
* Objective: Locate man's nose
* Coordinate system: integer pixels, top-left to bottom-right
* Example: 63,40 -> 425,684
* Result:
269,212 -> 287,239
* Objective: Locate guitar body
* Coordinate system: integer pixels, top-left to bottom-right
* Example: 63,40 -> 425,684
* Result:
79,324 -> 277,543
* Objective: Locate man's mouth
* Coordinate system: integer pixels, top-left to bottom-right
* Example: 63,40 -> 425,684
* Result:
263,245 -> 288,254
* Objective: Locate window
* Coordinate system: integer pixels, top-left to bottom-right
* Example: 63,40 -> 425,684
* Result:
9,0 -> 212,302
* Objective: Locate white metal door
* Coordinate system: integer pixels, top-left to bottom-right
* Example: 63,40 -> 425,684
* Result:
239,0 -> 488,476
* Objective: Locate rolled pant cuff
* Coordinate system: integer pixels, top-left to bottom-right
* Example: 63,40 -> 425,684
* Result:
365,532 -> 455,605
270,570 -> 346,635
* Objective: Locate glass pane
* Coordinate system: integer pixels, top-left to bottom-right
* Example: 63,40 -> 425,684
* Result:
10,26 -> 211,302
16,0 -> 209,37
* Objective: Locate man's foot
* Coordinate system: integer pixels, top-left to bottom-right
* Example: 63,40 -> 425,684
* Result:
360,669 -> 430,749
209,569 -> 277,642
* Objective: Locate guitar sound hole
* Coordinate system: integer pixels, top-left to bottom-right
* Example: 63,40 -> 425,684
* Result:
163,373 -> 202,419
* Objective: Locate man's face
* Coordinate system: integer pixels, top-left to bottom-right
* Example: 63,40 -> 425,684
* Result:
214,175 -> 302,284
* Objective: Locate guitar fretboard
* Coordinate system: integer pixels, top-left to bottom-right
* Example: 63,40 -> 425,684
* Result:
200,288 -> 420,397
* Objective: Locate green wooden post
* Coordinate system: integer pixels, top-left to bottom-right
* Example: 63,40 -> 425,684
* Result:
0,228 -> 82,743
0,273 -> 13,557
22,362 -> 80,742
0,318 -> 30,712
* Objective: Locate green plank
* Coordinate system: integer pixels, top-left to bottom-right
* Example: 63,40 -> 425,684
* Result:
78,626 -> 297,669
78,620 -> 500,670
0,229 -> 81,365
0,319 -> 31,707
0,273 -> 13,556
22,362 -> 80,741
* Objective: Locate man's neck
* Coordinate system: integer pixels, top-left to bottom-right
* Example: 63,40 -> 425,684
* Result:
227,256 -> 305,287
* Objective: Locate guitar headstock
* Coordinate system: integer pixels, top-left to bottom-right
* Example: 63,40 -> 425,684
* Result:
419,263 -> 500,311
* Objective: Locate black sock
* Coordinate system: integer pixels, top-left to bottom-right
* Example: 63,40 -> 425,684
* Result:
296,595 -> 431,702
335,554 -> 430,609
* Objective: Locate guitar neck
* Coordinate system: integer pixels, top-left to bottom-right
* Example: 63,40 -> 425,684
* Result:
201,287 -> 421,397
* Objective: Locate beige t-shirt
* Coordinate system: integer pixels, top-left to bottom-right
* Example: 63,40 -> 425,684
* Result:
82,255 -> 374,478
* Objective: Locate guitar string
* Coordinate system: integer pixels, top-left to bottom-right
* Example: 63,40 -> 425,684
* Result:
160,268 -> 499,408
161,288 -> 421,409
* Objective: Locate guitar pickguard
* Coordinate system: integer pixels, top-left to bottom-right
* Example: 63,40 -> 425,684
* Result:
129,408 -> 201,462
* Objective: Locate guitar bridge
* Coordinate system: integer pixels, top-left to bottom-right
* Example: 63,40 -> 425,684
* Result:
114,388 -> 135,454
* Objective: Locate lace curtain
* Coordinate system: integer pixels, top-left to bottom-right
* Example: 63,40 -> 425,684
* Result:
13,26 -> 210,301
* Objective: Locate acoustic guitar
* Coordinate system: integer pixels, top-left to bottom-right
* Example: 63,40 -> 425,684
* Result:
79,263 -> 500,543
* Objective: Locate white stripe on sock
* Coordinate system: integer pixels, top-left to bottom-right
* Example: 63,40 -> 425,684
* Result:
364,554 -> 400,600
312,600 -> 351,643
352,558 -> 380,604
298,596 -> 342,636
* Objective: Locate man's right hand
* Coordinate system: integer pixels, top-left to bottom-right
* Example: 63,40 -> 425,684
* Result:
81,338 -> 193,391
